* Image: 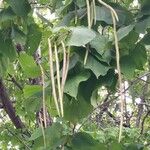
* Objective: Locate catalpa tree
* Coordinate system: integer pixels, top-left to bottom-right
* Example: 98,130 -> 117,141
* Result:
0,0 -> 150,149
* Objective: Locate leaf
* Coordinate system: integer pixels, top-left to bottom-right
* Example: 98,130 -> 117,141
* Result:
26,24 -> 42,55
141,0 -> 150,15
45,123 -> 64,148
76,0 -> 86,7
19,53 -> 41,78
11,25 -> 26,45
67,53 -> 80,71
117,25 -> 134,41
85,54 -> 110,78
110,142 -> 123,150
64,94 -> 92,123
7,0 -> 31,17
125,143 -> 144,150
119,31 -> 139,55
141,32 -> 150,45
96,5 -> 133,25
23,97 -> 41,114
58,12 -> 74,26
96,6 -> 112,24
23,85 -> 42,98
64,74 -> 95,123
64,71 -> 90,98
135,16 -> 150,33
91,88 -> 100,107
120,55 -> 136,79
0,32 -> 17,61
90,35 -> 109,55
0,7 -> 16,23
130,44 -> 147,70
0,55 -> 9,76
71,132 -> 107,150
28,128 -> 42,141
68,27 -> 96,46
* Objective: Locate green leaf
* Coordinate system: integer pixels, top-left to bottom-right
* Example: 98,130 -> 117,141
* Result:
0,32 -> 17,61
96,6 -> 112,24
91,88 -> 100,107
130,44 -> 147,70
26,24 -> 42,55
0,55 -> 9,76
141,32 -> 150,45
23,97 -> 41,113
76,0 -> 86,7
135,16 -> 150,33
119,31 -> 139,56
31,123 -> 65,149
19,53 -> 41,78
120,55 -> 136,79
58,12 -> 74,26
11,25 -> 26,45
45,123 -> 64,148
141,0 -> 150,15
110,142 -> 123,150
68,27 -> 96,46
28,128 -> 42,141
71,132 -> 107,150
125,143 -> 144,150
7,0 -> 31,17
64,71 -> 90,98
90,35 -> 109,55
23,85 -> 42,98
85,54 -> 110,78
64,94 -> 92,123
96,5 -> 133,25
117,25 -> 134,41
0,7 -> 16,23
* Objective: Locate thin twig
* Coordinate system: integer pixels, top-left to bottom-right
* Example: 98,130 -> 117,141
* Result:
140,110 -> 150,134
8,74 -> 23,91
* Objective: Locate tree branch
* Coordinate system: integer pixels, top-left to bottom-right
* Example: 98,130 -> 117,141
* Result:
0,78 -> 24,129
140,110 -> 150,134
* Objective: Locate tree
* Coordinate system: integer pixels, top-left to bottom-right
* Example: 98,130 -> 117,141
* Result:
0,0 -> 150,149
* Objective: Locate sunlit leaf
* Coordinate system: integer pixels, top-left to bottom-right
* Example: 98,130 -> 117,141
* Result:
68,27 -> 96,46
19,53 -> 41,78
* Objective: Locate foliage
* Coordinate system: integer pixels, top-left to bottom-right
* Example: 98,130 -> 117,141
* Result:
0,0 -> 150,149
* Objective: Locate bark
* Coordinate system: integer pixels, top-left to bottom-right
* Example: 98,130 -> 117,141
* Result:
0,78 -> 24,129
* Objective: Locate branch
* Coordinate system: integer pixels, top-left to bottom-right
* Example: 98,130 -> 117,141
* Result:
0,78 -> 24,129
8,74 -> 23,91
140,110 -> 150,134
